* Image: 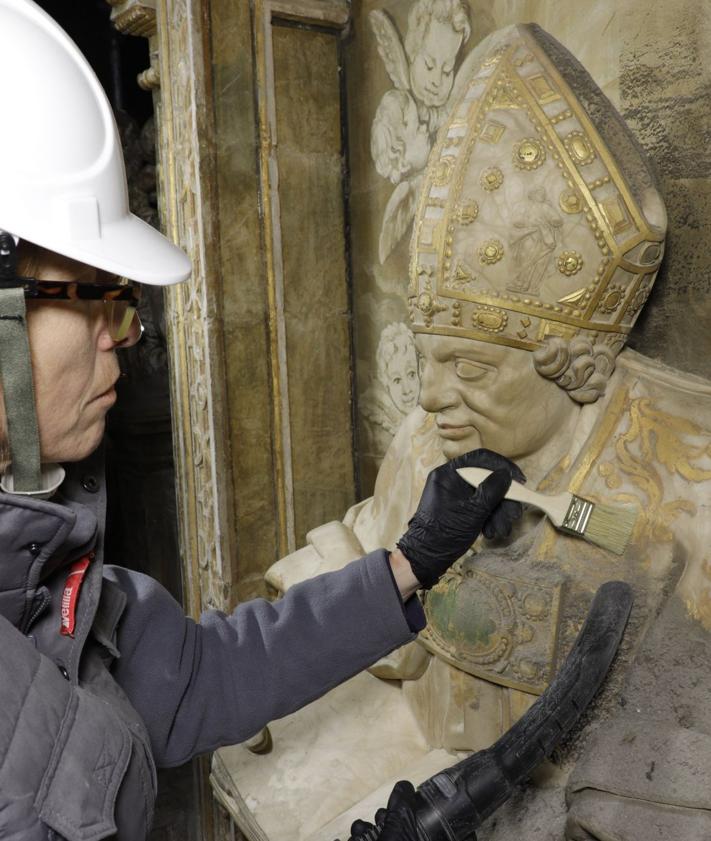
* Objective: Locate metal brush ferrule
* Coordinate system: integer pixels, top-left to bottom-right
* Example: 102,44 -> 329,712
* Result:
560,495 -> 594,536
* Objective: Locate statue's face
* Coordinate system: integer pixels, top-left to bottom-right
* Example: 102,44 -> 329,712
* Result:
415,334 -> 574,460
409,19 -> 462,108
385,345 -> 420,414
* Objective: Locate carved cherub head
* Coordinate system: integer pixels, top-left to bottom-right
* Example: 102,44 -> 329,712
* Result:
408,24 -> 667,461
369,1 -> 471,119
376,322 -> 420,414
405,0 -> 472,109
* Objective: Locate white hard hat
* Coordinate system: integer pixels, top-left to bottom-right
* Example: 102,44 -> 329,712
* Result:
0,0 -> 191,285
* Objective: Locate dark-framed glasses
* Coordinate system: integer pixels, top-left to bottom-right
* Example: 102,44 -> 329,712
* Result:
3,276 -> 142,343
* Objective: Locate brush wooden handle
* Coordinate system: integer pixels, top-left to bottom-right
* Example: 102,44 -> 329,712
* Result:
456,466 -> 573,527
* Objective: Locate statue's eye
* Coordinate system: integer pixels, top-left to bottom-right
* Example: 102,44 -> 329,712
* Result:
393,377 -> 401,385
454,359 -> 492,381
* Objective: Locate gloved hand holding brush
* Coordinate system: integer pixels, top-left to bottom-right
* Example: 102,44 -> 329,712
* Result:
396,449 -> 525,590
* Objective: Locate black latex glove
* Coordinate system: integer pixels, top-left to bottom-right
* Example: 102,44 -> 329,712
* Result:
397,448 -> 525,589
348,781 -> 420,841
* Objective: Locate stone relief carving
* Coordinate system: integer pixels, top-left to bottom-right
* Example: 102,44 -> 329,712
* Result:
508,186 -> 564,294
362,1 -> 473,462
152,0 -> 235,618
212,24 -> 711,841
360,322 -> 421,465
369,0 -> 471,264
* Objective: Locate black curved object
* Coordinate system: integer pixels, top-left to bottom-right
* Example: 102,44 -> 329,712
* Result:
351,580 -> 633,841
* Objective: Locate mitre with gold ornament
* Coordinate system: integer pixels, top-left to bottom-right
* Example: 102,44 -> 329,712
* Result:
409,23 -> 667,358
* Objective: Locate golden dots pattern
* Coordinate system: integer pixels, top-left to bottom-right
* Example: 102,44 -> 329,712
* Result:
512,138 -> 546,170
557,251 -> 584,276
479,240 -> 504,265
471,306 -> 508,333
559,189 -> 584,214
597,284 -> 625,314
454,201 -> 479,225
480,166 -> 504,191
563,130 -> 596,166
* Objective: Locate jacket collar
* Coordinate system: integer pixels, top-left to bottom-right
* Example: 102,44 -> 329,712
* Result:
0,474 -> 99,630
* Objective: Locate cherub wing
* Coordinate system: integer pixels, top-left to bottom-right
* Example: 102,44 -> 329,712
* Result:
379,176 -> 421,264
368,9 -> 410,91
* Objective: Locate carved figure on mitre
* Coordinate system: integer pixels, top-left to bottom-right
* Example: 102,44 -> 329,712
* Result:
212,24 -> 711,841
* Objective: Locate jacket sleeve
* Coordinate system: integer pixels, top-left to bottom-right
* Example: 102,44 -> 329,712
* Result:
104,550 -> 423,768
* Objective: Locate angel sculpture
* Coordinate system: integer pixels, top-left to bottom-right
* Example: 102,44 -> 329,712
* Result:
369,0 -> 471,264
359,322 -> 421,462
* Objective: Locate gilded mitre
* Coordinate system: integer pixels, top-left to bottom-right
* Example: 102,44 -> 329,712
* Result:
409,24 -> 666,364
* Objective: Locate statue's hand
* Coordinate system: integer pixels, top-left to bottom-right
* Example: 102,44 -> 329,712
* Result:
397,448 -> 525,589
347,781 -> 420,841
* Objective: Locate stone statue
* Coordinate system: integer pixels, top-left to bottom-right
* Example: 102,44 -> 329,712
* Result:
211,23 -> 711,841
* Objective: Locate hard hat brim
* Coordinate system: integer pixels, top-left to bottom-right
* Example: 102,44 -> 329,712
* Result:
7,211 -> 192,286
59,213 -> 192,286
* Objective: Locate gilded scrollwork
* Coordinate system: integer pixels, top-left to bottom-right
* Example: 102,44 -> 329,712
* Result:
598,397 -> 711,542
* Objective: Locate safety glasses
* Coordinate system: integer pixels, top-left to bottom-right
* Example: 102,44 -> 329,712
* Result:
4,277 -> 142,343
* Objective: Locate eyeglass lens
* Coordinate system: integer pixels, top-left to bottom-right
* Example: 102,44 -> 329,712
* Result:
107,301 -> 140,343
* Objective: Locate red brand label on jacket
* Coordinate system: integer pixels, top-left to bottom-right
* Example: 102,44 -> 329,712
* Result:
60,554 -> 93,637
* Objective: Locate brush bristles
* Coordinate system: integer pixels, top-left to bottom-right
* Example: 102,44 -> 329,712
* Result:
583,503 -> 637,555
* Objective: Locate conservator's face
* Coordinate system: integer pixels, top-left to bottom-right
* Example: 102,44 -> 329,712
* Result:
24,250 -> 139,463
416,333 -> 573,460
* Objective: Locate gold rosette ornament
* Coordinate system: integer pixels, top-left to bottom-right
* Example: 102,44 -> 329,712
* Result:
409,23 -> 666,354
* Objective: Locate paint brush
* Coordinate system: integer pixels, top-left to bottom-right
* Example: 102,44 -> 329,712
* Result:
456,467 -> 637,555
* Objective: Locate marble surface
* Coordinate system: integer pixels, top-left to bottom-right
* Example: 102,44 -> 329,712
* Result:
211,670 -> 454,841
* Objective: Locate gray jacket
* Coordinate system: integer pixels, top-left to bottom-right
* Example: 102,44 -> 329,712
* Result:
0,456 -> 421,840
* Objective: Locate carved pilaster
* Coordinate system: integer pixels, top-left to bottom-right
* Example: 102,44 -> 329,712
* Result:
153,0 -> 234,621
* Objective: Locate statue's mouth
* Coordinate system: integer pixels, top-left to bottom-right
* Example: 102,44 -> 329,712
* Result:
436,423 -> 475,440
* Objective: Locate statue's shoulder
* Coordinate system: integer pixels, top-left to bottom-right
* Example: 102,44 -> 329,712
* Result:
353,408 -> 445,552
372,407 -> 443,496
618,349 -> 711,403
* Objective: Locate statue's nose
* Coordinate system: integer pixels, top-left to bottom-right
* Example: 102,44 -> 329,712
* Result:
418,363 -> 458,412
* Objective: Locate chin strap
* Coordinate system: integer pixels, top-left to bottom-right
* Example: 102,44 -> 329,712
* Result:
0,232 -> 43,494
0,285 -> 42,492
